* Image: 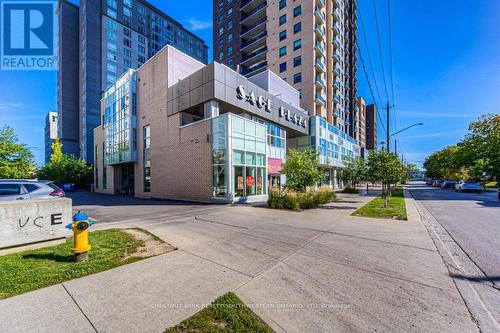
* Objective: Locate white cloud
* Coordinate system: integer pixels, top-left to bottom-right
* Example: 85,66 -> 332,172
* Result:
397,111 -> 474,119
184,18 -> 212,31
398,129 -> 464,140
0,102 -> 25,110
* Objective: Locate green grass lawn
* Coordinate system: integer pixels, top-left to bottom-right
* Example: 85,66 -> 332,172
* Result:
351,188 -> 407,220
165,292 -> 274,333
0,229 -> 145,299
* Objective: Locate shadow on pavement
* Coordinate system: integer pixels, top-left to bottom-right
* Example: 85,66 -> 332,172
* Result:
319,205 -> 357,210
450,273 -> 500,283
68,191 -> 212,207
22,253 -> 74,263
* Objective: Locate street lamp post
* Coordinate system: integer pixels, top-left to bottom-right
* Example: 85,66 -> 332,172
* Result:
389,123 -> 423,154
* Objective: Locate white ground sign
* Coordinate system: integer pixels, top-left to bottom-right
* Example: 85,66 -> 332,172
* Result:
0,198 -> 72,249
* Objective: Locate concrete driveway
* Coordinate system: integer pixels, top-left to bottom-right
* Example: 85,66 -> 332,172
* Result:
0,192 -> 478,332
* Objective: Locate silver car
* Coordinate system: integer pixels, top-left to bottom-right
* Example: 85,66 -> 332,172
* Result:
455,180 -> 483,193
0,180 -> 65,201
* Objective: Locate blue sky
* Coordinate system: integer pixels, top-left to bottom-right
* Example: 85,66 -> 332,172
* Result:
0,0 -> 498,167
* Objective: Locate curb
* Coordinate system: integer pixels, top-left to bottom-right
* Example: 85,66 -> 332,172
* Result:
406,188 -> 500,333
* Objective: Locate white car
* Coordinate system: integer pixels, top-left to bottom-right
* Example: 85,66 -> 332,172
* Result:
454,180 -> 482,193
0,180 -> 65,201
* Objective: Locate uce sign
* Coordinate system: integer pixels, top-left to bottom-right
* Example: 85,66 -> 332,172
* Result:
0,198 -> 71,249
236,85 -> 306,128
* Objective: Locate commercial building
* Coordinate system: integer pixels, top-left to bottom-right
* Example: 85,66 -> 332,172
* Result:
213,0 -> 358,136
57,0 -> 80,157
93,45 -> 359,202
365,103 -> 377,150
57,0 -> 209,164
44,112 -> 59,163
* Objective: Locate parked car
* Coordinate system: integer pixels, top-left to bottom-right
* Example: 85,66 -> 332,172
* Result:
455,180 -> 482,193
425,179 -> 433,185
432,179 -> 444,187
0,180 -> 65,201
441,180 -> 457,189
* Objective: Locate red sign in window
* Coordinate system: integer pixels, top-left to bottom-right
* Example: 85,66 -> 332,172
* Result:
268,158 -> 283,174
246,176 -> 255,186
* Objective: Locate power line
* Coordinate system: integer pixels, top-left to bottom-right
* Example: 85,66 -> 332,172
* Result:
387,0 -> 395,106
387,0 -> 402,155
357,44 -> 386,134
357,3 -> 384,109
372,0 -> 389,102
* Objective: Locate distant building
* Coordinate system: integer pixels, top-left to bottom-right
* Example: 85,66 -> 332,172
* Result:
354,96 -> 366,154
57,0 -> 209,163
57,0 -> 80,157
44,112 -> 58,163
365,104 -> 377,150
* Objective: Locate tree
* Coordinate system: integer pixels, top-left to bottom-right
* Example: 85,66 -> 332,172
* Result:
367,150 -> 405,207
461,114 -> 500,180
50,137 -> 63,163
405,163 -> 420,182
423,145 -> 467,180
340,157 -> 367,189
282,148 -> 324,192
38,140 -> 93,187
0,126 -> 36,179
423,114 -> 500,182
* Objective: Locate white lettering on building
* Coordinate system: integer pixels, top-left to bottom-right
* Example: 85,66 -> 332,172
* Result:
236,85 -> 306,128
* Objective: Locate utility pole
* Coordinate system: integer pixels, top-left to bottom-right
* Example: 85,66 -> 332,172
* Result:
394,140 -> 397,155
386,101 -> 390,152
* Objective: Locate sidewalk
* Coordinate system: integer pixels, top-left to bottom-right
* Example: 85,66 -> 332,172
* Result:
0,193 -> 478,332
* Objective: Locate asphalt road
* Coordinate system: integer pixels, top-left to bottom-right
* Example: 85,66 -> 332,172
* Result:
409,184 -> 500,279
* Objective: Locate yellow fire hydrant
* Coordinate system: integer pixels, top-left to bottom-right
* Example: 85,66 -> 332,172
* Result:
66,211 -> 94,262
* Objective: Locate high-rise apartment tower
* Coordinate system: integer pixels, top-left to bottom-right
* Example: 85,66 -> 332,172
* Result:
57,0 -> 209,163
213,0 -> 358,136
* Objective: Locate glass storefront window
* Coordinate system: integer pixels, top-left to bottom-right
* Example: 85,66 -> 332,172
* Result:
210,114 -> 283,199
245,121 -> 256,136
257,167 -> 265,195
103,69 -> 137,166
212,115 -> 228,198
232,116 -> 244,133
213,149 -> 226,165
228,114 -> 269,198
233,132 -> 245,150
245,152 -> 255,165
212,165 -> 226,197
256,124 -> 266,138
256,153 -> 265,166
233,150 -> 244,164
234,166 -> 244,197
246,167 -> 256,195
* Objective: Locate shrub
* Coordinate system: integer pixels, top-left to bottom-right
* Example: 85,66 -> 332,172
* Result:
267,186 -> 336,210
300,189 -> 319,209
283,190 -> 301,210
267,187 -> 283,209
342,187 -> 359,194
317,185 -> 337,204
38,138 -> 93,188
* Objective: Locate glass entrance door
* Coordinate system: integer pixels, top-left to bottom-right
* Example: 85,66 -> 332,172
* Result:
268,175 -> 281,191
121,164 -> 135,196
